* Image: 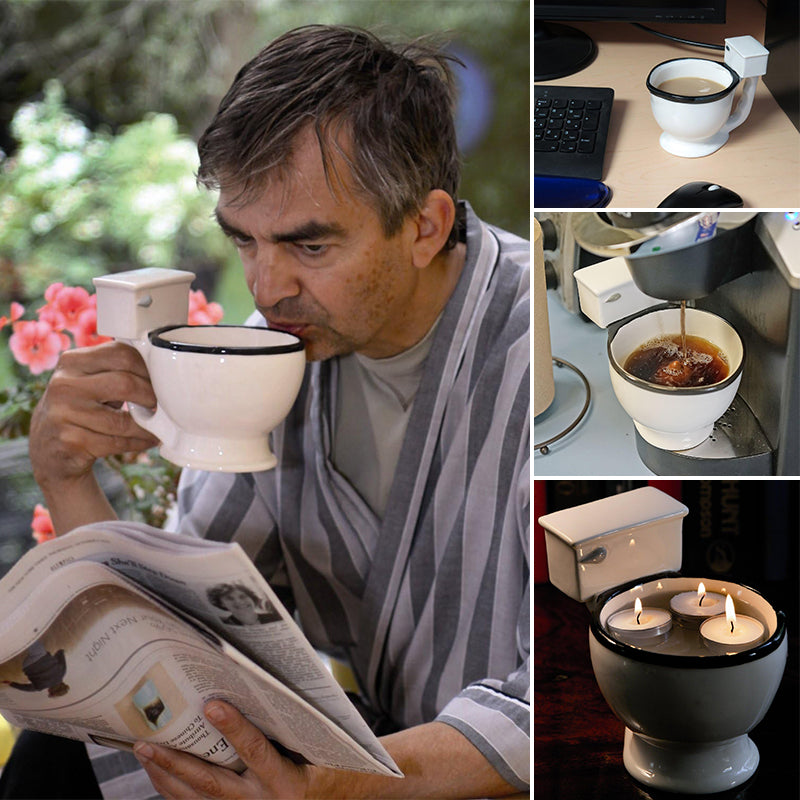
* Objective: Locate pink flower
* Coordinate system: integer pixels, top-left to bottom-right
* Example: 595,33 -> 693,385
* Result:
44,283 -> 64,303
0,301 -> 24,330
31,504 -> 56,544
39,284 -> 94,336
72,304 -> 112,348
37,302 -> 63,330
188,289 -> 223,326
9,319 -> 70,374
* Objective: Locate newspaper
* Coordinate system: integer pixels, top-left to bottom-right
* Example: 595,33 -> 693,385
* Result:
0,521 -> 401,777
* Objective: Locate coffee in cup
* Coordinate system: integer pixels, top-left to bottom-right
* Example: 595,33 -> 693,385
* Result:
655,76 -> 728,98
623,334 -> 729,388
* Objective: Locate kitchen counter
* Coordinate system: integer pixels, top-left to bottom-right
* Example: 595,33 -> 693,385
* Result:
534,291 -> 654,476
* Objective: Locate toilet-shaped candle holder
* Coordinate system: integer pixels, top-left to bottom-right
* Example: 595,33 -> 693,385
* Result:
538,487 -> 787,795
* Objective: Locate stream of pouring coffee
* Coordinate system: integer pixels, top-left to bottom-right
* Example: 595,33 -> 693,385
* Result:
680,301 -> 686,361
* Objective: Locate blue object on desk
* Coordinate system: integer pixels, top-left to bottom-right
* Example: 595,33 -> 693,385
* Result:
534,176 -> 611,208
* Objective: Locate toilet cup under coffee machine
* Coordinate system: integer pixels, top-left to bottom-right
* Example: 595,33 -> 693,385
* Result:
557,211 -> 800,475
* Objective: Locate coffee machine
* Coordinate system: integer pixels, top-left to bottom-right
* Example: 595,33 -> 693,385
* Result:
535,211 -> 800,475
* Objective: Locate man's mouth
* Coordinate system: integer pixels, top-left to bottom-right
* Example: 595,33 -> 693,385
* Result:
266,319 -> 308,338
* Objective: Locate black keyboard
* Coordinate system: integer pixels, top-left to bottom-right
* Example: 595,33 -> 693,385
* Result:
534,85 -> 614,181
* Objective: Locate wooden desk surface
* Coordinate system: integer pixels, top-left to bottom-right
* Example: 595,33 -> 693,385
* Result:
536,0 -> 800,208
534,583 -> 799,799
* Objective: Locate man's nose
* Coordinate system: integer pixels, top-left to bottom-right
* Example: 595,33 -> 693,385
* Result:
249,246 -> 301,308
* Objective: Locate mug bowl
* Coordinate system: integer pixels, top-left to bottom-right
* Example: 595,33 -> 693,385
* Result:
590,576 -> 787,794
137,325 -> 306,472
646,58 -> 740,157
607,307 -> 744,451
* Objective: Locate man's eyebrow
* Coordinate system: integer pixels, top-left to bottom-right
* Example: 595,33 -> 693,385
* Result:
214,208 -> 346,243
271,219 -> 348,244
214,208 -> 250,240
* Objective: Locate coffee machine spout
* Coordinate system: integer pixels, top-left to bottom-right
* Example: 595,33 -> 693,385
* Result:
573,212 -> 759,301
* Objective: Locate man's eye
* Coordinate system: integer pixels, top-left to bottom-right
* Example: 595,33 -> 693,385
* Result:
297,243 -> 328,256
231,234 -> 254,248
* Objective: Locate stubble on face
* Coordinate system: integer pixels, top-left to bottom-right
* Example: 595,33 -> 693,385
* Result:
259,241 -> 411,362
219,128 -> 423,361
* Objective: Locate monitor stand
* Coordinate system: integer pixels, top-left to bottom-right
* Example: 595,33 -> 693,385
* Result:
534,22 -> 597,81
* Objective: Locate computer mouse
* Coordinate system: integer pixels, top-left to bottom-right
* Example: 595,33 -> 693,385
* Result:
658,182 -> 744,208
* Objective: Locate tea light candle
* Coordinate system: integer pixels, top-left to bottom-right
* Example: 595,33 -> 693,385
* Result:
608,597 -> 672,643
700,595 -> 765,654
670,582 -> 726,625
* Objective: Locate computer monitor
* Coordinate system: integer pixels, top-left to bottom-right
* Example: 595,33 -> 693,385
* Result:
535,0 -> 727,80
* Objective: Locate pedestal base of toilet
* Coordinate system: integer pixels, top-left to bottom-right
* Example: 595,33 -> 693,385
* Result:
623,727 -> 759,794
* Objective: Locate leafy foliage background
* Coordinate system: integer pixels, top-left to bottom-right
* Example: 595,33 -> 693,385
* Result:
0,0 -> 528,572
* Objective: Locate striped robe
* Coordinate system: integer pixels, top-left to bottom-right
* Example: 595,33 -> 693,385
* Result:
91,202 -> 530,796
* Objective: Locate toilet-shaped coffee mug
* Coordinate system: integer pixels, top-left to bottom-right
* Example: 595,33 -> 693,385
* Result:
646,58 -> 749,157
129,324 -> 306,472
93,267 -> 306,473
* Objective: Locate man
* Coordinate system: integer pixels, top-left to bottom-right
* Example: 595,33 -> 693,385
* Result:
25,25 -> 529,799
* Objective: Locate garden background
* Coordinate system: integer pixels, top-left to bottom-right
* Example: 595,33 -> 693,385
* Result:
0,0 -> 529,577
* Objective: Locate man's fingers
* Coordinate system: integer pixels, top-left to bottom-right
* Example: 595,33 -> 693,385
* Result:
203,701 -> 309,797
48,367 -> 157,413
28,343 -> 160,488
58,340 -> 152,380
133,742 -> 217,800
59,422 -> 159,460
131,702 -> 310,800
204,701 -> 278,773
134,743 -> 230,800
39,388 -> 161,457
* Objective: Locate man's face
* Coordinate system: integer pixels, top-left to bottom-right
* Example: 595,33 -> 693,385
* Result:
215,130 -> 420,361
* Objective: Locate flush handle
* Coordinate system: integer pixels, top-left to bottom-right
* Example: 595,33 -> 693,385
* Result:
578,546 -> 607,564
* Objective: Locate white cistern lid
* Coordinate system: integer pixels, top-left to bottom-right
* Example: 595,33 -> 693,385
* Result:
537,487 -> 689,602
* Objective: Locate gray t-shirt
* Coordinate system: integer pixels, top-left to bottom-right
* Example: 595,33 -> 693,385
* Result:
333,318 -> 440,517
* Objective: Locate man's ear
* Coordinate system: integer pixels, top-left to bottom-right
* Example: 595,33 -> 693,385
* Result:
409,190 -> 457,269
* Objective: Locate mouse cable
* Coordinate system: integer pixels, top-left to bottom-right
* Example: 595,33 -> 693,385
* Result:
631,22 -> 725,51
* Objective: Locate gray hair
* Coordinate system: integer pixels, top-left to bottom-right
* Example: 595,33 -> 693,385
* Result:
197,25 -> 462,243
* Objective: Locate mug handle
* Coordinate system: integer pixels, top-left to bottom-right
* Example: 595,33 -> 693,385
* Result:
128,402 -> 175,449
721,77 -> 757,135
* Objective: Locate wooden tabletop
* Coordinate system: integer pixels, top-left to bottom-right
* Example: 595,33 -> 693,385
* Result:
535,0 -> 800,208
533,582 -> 799,798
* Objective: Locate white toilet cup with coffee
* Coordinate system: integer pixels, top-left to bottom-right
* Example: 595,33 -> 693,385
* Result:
646,58 -> 749,157
607,306 -> 744,451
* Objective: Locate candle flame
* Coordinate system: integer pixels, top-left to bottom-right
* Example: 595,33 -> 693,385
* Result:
697,582 -> 706,607
725,594 -> 736,633
635,596 -> 643,624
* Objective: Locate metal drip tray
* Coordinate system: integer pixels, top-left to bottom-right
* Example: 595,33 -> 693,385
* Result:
635,394 -> 774,475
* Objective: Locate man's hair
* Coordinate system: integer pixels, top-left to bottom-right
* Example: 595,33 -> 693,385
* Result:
197,25 -> 461,241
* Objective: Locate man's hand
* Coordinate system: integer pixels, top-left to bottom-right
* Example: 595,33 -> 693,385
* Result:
133,700 -> 310,799
134,700 -> 522,800
29,340 -> 159,533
